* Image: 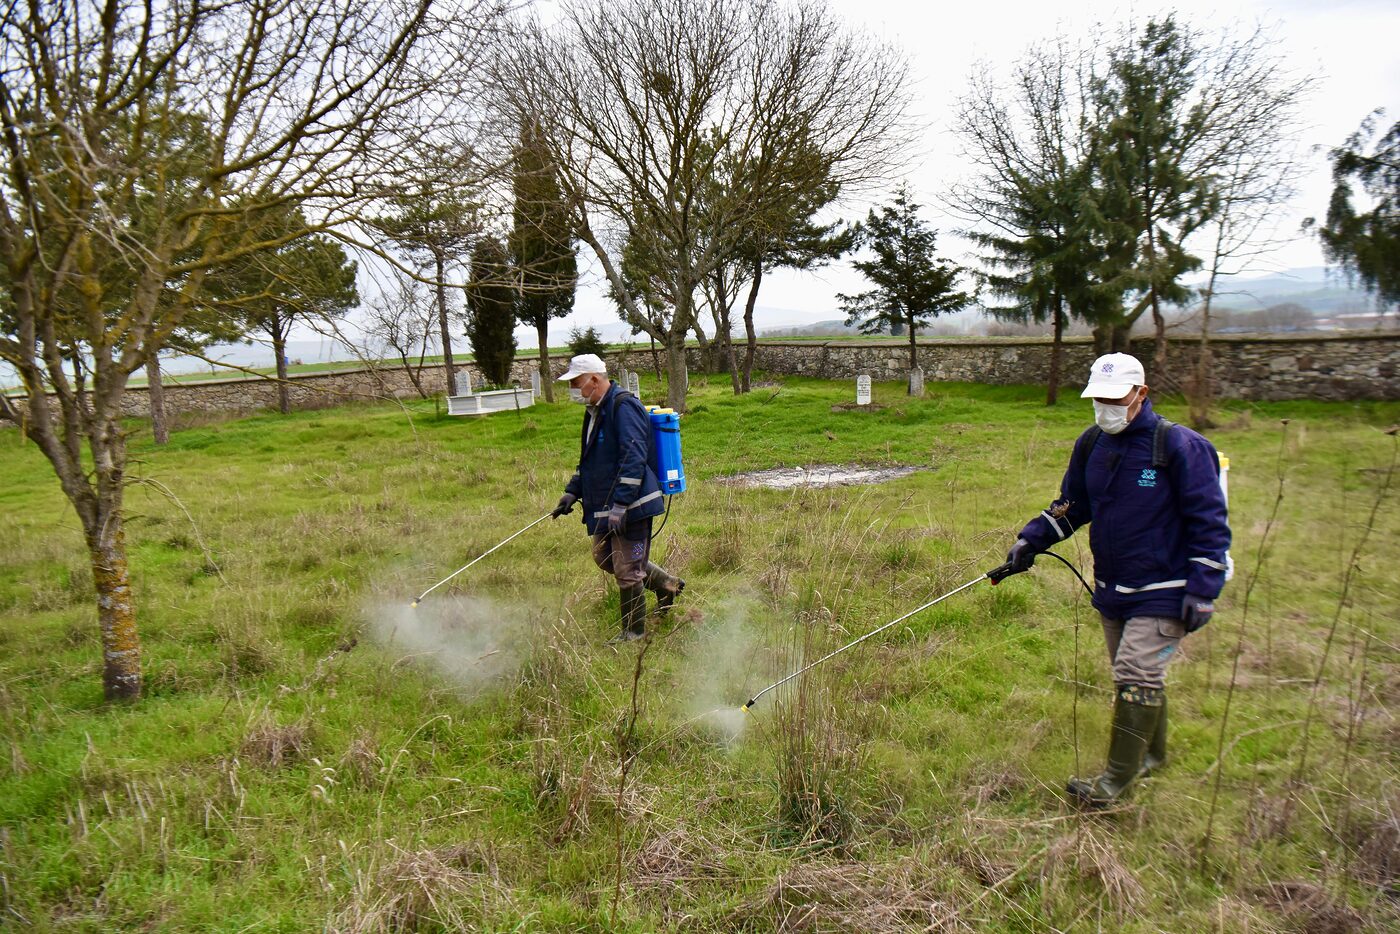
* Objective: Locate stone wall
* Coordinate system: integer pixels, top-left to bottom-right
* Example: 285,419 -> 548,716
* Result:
725,334 -> 1400,402
4,333 -> 1397,425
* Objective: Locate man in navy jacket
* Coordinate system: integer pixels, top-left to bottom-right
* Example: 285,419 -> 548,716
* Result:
1003,353 -> 1231,807
551,354 -> 683,643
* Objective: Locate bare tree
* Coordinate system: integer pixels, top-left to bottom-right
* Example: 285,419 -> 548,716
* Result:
495,0 -> 911,410
0,0 -> 507,700
363,271 -> 436,399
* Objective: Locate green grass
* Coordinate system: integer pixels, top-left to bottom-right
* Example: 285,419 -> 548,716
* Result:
1,375 -> 1398,931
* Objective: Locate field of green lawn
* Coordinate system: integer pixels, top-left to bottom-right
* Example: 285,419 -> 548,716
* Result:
1,375 -> 1397,931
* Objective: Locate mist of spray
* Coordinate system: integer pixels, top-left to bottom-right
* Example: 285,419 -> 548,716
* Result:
676,595 -> 765,745
366,595 -> 531,691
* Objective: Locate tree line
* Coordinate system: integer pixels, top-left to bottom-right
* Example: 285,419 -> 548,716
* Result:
1,0 -> 1394,700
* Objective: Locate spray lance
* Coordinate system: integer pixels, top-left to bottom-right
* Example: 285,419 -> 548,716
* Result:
739,552 -> 1095,713
411,513 -> 552,608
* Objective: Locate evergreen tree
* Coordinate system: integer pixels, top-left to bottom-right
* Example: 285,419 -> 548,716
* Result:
1312,112 -> 1399,311
510,122 -> 577,400
1090,17 -> 1215,369
209,209 -> 360,414
839,187 -> 974,386
465,237 -> 518,387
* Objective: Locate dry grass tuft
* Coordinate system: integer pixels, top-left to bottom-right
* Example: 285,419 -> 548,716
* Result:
962,765 -> 1029,808
332,842 -> 499,933
1349,806 -> 1400,894
631,823 -> 723,890
1041,828 -> 1144,919
745,857 -> 966,932
1245,791 -> 1297,843
340,732 -> 384,789
240,721 -> 311,769
1253,881 -> 1366,934
532,741 -> 599,844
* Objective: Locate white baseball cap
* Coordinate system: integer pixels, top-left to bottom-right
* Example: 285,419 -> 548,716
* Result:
557,353 -> 608,381
1080,353 -> 1146,399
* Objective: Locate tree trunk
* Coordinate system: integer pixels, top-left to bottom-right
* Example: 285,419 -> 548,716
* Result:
664,333 -> 688,412
741,261 -> 762,393
272,324 -> 291,415
691,317 -> 712,373
1190,281 -> 1218,430
1150,285 -> 1169,388
146,349 -> 169,445
1047,297 -> 1064,406
649,334 -> 662,379
536,319 -> 554,402
90,521 -> 141,701
435,253 -> 457,395
906,311 -> 918,386
724,321 -> 740,394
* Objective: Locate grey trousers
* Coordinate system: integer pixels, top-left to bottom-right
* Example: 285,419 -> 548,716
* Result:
1100,614 -> 1186,690
591,527 -> 652,589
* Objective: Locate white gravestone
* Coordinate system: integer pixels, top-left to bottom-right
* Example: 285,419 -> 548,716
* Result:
619,367 -> 630,392
856,374 -> 872,406
454,371 -> 471,396
530,370 -> 542,400
628,371 -> 640,396
909,366 -> 924,398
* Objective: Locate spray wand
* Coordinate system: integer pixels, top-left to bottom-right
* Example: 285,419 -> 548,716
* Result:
411,513 -> 552,607
739,555 -> 1066,712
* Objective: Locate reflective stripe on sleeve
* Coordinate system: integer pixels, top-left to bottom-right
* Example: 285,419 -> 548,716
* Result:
1041,510 -> 1067,540
1190,556 -> 1228,570
618,477 -> 642,486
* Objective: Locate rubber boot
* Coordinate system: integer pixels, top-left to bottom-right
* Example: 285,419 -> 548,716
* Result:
1067,685 -> 1163,809
645,562 -> 685,615
1141,692 -> 1167,777
606,585 -> 648,645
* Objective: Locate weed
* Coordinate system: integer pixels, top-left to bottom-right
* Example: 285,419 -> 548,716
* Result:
240,720 -> 311,769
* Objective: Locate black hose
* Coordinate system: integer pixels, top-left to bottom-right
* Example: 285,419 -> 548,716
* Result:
651,494 -> 673,541
1039,550 -> 1096,598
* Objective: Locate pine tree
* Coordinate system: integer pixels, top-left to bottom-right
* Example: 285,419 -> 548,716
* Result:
465,237 -> 518,387
510,122 -> 577,401
839,187 -> 974,386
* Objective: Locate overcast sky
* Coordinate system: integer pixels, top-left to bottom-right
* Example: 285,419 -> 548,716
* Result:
545,0 -> 1400,332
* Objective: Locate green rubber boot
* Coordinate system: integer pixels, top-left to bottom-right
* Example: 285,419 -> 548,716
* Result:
1067,685 -> 1163,809
645,562 -> 685,615
1141,692 -> 1167,776
606,585 -> 649,645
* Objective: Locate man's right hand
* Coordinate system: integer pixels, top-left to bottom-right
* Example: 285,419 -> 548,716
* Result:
1006,539 -> 1036,572
551,493 -> 578,519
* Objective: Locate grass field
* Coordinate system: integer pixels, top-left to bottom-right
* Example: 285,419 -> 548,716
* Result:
1,375 -> 1397,931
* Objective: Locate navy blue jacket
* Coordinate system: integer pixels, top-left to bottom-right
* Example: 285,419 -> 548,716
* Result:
1018,399 -> 1231,620
564,382 -> 665,535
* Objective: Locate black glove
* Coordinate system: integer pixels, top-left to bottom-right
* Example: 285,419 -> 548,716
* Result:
988,538 -> 1037,583
1006,539 -> 1036,572
552,493 -> 577,519
1181,593 -> 1215,632
606,504 -> 627,534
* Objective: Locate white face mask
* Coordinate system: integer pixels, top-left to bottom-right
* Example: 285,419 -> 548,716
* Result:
569,387 -> 585,404
1092,390 -> 1141,434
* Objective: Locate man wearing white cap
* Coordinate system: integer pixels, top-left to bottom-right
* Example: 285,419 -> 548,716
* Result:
1000,352 -> 1231,808
551,354 -> 683,643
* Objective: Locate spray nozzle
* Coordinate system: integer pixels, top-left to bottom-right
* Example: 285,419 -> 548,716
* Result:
410,601 -> 419,608
985,562 -> 1017,585
742,698 -> 756,712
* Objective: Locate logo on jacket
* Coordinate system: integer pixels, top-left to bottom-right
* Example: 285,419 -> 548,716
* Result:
1138,468 -> 1157,487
